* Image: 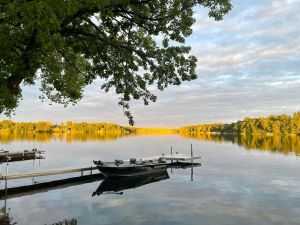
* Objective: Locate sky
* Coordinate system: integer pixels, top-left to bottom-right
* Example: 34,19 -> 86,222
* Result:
1,0 -> 300,127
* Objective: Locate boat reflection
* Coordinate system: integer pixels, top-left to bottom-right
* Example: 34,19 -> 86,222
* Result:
92,170 -> 170,196
93,162 -> 202,196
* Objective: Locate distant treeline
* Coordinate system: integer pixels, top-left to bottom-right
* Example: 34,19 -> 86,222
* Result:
180,112 -> 300,135
0,120 -> 176,135
0,121 -> 129,134
1,112 -> 300,135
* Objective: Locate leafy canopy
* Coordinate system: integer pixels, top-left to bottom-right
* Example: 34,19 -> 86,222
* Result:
0,0 -> 232,125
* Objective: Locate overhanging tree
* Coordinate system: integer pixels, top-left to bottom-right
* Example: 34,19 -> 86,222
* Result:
0,0 -> 232,125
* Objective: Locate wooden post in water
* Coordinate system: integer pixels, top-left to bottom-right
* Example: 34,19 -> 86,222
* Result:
4,179 -> 7,213
190,144 -> 194,182
5,163 -> 9,180
171,146 -> 173,163
38,148 -> 41,167
5,163 -> 9,208
170,146 -> 173,174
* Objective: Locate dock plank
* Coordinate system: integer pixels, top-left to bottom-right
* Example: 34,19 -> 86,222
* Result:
1,166 -> 97,180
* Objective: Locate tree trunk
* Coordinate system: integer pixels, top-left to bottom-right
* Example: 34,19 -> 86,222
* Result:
6,75 -> 23,95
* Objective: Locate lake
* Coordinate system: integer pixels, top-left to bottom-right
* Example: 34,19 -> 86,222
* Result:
0,133 -> 300,225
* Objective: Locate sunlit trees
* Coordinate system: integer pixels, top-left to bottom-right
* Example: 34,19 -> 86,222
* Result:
179,112 -> 300,135
1,112 -> 300,135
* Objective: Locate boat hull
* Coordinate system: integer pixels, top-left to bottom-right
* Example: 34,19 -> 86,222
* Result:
96,164 -> 167,177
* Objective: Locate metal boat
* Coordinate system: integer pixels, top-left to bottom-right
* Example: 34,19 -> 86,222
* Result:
93,157 -> 168,177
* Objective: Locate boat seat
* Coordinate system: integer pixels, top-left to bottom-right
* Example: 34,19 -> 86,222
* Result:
115,159 -> 124,165
130,158 -> 136,164
93,160 -> 103,165
136,160 -> 145,165
158,157 -> 166,163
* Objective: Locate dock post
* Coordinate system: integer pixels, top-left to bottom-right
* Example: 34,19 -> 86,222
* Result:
4,179 -> 7,213
190,144 -> 194,164
90,166 -> 93,175
170,146 -> 173,174
5,163 -> 9,180
5,163 -> 9,199
191,144 -> 194,182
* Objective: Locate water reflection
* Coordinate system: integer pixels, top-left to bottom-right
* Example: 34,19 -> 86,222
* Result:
180,133 -> 300,156
0,216 -> 77,225
0,210 -> 77,225
0,133 -> 299,225
1,132 -> 299,156
0,174 -> 104,200
0,132 -> 125,143
0,165 -> 197,225
93,170 -> 170,196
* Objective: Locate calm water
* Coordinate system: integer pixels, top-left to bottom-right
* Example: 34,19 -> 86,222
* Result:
0,134 -> 300,225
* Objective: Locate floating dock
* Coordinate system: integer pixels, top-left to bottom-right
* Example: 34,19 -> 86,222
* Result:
1,165 -> 97,180
0,161 -> 198,180
0,146 -> 200,181
0,149 -> 45,163
137,154 -> 201,162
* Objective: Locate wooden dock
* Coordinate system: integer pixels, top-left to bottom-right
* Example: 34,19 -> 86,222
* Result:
0,149 -> 45,163
0,148 -> 200,180
137,154 -> 201,162
1,165 -> 97,180
0,161 -> 199,180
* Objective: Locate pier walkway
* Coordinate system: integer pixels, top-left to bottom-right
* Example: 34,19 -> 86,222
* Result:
0,166 -> 97,180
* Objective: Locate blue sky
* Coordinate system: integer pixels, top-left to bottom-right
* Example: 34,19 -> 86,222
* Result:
1,0 -> 300,127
